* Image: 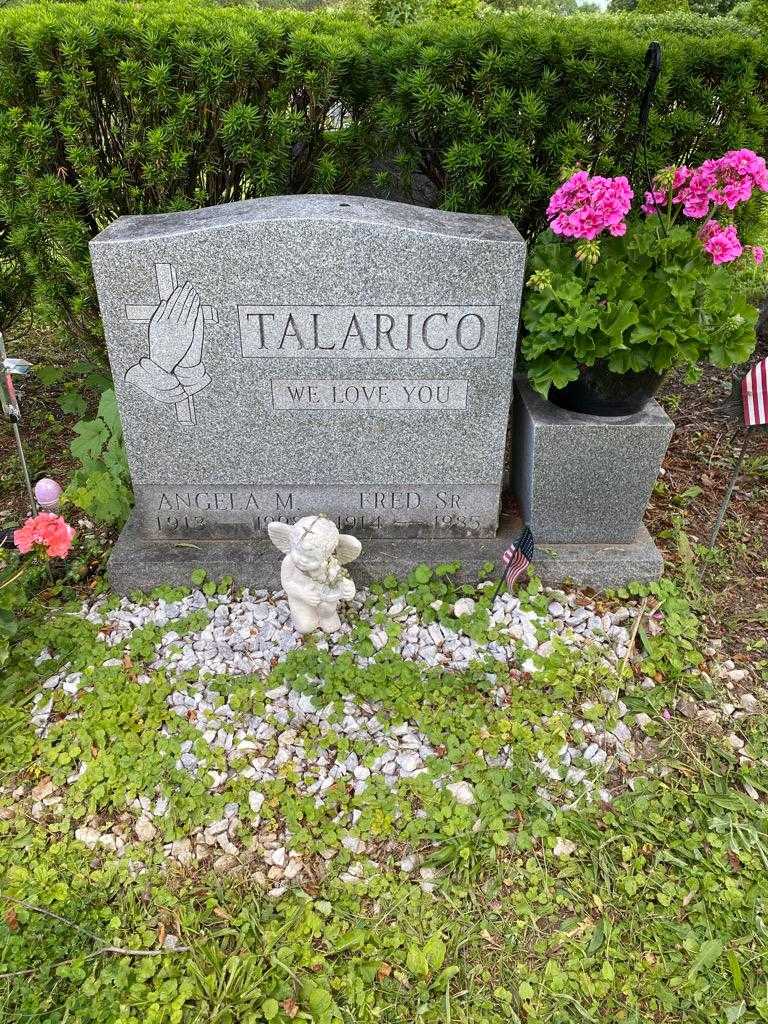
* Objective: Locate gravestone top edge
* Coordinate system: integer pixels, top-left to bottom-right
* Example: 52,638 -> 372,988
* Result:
89,194 -> 525,248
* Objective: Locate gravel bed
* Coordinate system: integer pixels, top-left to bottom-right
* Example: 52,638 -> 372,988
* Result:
10,583 -> 759,894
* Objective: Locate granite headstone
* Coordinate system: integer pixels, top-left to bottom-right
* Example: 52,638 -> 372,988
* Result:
90,195 -> 526,591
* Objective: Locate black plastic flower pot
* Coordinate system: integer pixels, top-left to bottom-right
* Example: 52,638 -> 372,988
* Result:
549,361 -> 665,417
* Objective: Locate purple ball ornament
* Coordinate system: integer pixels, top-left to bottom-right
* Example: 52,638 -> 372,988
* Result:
34,477 -> 63,509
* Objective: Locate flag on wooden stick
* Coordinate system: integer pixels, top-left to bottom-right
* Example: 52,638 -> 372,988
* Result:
709,357 -> 767,547
741,356 -> 768,427
502,525 -> 535,586
492,525 -> 535,600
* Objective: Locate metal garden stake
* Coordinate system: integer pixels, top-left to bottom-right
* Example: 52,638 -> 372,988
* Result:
1,331 -> 37,516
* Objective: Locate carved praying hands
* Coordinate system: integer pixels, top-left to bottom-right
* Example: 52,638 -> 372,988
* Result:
148,282 -> 201,372
124,264 -> 216,424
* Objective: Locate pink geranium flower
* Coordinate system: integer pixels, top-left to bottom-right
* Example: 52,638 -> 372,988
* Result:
641,188 -> 667,215
546,150 -> 767,267
14,512 -> 75,559
641,151 -> 768,222
674,150 -> 768,219
701,224 -> 743,265
548,172 -> 633,240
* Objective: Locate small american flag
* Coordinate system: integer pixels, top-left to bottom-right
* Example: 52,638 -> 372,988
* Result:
501,525 -> 535,588
742,357 -> 768,428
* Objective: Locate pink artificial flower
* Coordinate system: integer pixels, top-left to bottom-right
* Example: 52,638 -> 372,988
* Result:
702,224 -> 743,265
547,172 -> 633,241
752,246 -> 764,265
13,511 -> 75,559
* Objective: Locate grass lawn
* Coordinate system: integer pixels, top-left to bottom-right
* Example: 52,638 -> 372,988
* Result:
1,330 -> 767,1024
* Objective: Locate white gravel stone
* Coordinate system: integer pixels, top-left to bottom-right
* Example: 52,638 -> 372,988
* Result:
446,781 -> 475,805
75,827 -> 101,847
396,752 -> 422,774
170,839 -> 194,865
248,791 -> 265,815
612,721 -> 632,744
371,628 -> 388,651
453,598 -> 476,618
135,816 -> 156,842
553,837 -> 577,857
728,668 -> 750,683
342,836 -> 366,854
269,846 -> 287,867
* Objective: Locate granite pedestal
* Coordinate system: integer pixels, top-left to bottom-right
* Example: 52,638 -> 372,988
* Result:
512,377 -> 673,582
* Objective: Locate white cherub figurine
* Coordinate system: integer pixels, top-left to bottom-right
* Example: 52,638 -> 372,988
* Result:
267,515 -> 362,634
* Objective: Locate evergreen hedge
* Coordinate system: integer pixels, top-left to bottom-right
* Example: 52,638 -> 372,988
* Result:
0,0 -> 766,338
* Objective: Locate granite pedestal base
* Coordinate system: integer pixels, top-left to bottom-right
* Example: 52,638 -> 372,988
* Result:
512,377 -> 673,556
109,512 -> 664,595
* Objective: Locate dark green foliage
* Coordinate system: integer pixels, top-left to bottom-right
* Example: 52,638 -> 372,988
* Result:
0,1 -> 766,338
521,221 -> 760,396
612,0 -> 744,16
65,388 -> 133,526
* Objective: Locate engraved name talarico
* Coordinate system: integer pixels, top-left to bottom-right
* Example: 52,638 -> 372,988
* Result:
238,305 -> 500,358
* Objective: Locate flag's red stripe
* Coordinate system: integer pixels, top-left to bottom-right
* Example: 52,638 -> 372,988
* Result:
757,360 -> 765,423
504,553 -> 529,583
742,370 -> 751,425
759,358 -> 768,425
505,563 -> 528,586
743,358 -> 768,427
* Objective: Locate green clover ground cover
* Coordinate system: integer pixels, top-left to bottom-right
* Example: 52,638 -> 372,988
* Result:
1,569 -> 767,1024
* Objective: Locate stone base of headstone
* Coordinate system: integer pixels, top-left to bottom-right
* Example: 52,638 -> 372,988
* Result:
512,376 -> 673,580
108,511 -> 664,595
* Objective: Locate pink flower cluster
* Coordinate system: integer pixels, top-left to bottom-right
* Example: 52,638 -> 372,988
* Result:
547,171 -> 634,240
14,511 -> 75,559
641,166 -> 692,214
643,149 -> 768,219
699,222 -> 743,265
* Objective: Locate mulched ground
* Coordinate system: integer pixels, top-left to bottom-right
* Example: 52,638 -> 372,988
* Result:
1,325 -> 95,529
649,336 -> 768,664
